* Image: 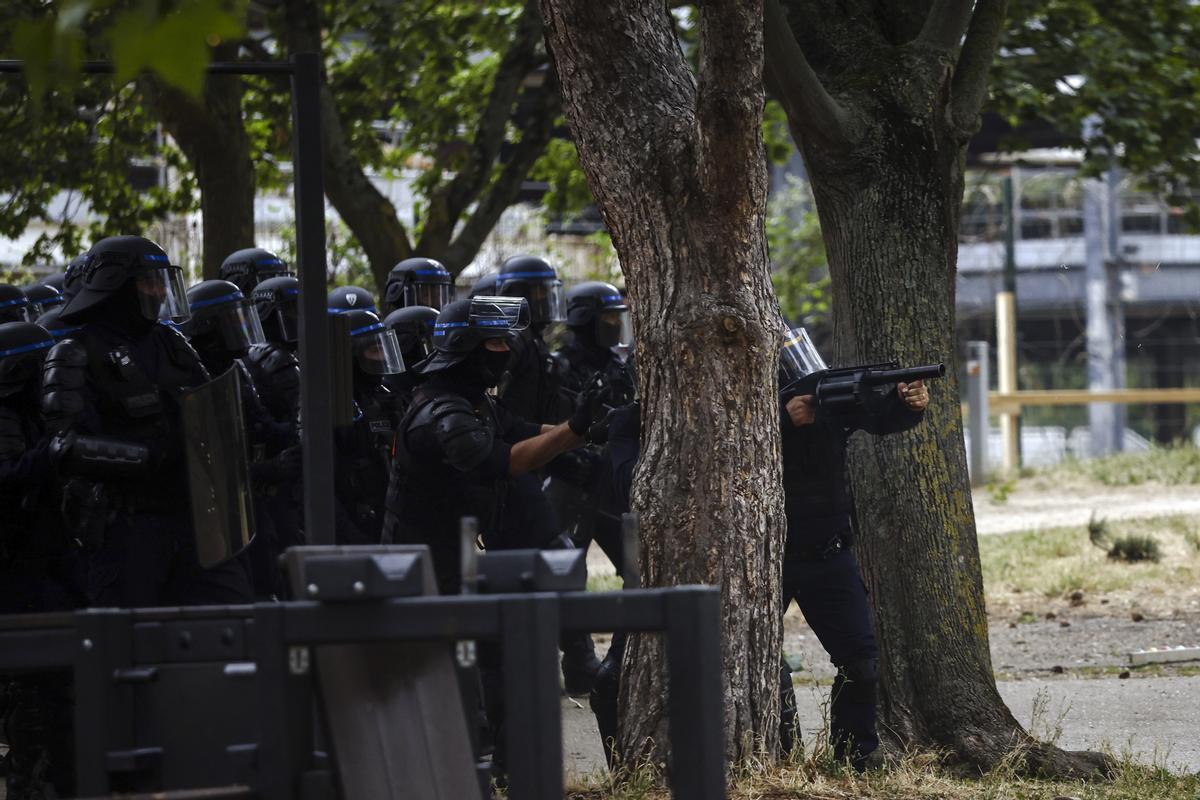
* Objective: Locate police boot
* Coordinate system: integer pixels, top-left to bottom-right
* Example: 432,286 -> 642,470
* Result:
561,631 -> 601,696
589,632 -> 625,768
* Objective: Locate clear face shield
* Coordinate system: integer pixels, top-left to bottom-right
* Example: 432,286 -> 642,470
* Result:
216,301 -> 267,354
468,295 -> 531,332
779,327 -> 828,386
595,308 -> 632,350
499,278 -> 563,324
406,282 -> 452,310
137,267 -> 191,324
351,322 -> 407,375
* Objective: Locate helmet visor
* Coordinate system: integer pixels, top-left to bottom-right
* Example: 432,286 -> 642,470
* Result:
217,302 -> 267,353
351,323 -> 406,375
499,278 -> 564,324
596,309 -> 632,350
779,327 -> 828,384
137,267 -> 191,324
407,282 -> 452,310
469,296 -> 531,332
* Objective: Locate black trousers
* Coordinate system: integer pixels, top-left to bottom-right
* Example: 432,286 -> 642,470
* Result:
780,546 -> 879,764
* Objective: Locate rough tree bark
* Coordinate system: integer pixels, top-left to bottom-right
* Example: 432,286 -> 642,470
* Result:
541,0 -> 785,768
153,43 -> 256,279
764,0 -> 1107,776
282,0 -> 559,294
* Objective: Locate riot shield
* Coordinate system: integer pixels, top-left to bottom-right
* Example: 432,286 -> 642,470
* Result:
181,367 -> 256,568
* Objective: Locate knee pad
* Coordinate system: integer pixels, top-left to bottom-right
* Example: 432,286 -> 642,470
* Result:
836,657 -> 878,706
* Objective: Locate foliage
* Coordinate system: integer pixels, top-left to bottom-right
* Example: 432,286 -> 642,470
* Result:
1046,446 -> 1200,487
1106,534 -> 1162,563
273,218 -> 374,292
991,0 -> 1200,220
10,0 -> 245,101
767,176 -> 829,329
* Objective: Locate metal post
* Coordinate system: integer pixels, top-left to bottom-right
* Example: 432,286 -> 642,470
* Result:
254,604 -> 314,800
73,610 -> 133,796
290,52 -> 336,544
1106,167 -> 1128,445
501,595 -> 563,800
666,588 -> 726,800
995,293 -> 1019,471
966,341 -> 990,483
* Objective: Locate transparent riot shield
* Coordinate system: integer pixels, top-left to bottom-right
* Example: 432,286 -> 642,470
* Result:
180,367 -> 256,568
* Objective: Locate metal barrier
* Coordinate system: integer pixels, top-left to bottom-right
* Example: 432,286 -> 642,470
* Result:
0,548 -> 727,800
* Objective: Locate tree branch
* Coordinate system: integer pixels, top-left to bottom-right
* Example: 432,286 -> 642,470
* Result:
762,0 -> 862,152
917,0 -> 975,51
441,78 -> 561,274
949,0 -> 1008,134
435,0 -> 545,225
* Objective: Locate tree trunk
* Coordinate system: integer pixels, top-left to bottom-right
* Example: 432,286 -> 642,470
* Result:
153,43 -> 255,279
541,0 -> 784,769
769,1 -> 1109,775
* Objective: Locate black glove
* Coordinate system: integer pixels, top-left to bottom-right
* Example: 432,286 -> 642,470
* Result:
586,409 -> 616,446
568,384 -> 605,437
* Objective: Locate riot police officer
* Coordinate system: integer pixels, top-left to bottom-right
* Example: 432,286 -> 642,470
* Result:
183,280 -> 299,598
776,327 -> 928,769
0,285 -> 30,323
467,271 -> 499,298
247,275 -> 302,425
42,235 -> 253,607
35,307 -> 83,342
333,309 -> 406,544
0,321 -> 77,800
381,305 -> 438,405
549,282 -> 635,566
219,247 -> 294,294
384,296 -> 606,592
494,255 -> 570,424
383,257 -> 452,313
23,284 -> 65,319
328,285 -> 378,315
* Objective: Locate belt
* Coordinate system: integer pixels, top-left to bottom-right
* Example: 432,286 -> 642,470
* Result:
789,532 -> 847,562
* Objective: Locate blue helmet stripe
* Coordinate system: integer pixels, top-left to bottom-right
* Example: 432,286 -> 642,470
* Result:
0,339 -> 54,357
501,270 -> 557,280
189,291 -> 245,310
350,322 -> 386,337
0,297 -> 29,309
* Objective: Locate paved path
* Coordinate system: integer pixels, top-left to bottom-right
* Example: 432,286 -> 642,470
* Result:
562,675 -> 1200,779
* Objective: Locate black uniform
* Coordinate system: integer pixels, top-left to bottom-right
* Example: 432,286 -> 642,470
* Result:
42,322 -> 252,607
387,374 -> 540,592
0,323 -> 77,798
334,380 -> 401,544
778,386 -> 923,767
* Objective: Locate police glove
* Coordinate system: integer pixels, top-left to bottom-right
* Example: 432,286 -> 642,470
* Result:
568,384 -> 605,437
586,408 -> 616,446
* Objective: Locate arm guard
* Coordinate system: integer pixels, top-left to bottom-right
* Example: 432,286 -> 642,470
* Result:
427,396 -> 495,472
41,338 -> 89,435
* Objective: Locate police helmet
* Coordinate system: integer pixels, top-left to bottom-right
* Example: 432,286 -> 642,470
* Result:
39,271 -> 67,293
420,296 -> 530,374
61,254 -> 87,302
0,321 -> 55,398
341,309 -> 405,376
182,279 -> 266,357
565,281 -> 631,349
0,285 -> 31,324
468,271 -> 499,298
34,307 -> 84,341
23,283 -> 65,318
497,255 -> 563,324
382,305 -> 438,367
59,236 -> 190,325
328,285 -> 377,315
252,276 -> 300,346
384,257 -> 452,312
219,247 -> 292,293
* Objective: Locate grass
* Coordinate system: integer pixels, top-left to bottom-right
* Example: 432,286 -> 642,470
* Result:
562,749 -> 1200,799
1033,444 -> 1200,488
979,513 -> 1200,609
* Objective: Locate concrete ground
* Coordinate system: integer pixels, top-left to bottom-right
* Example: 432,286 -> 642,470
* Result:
561,675 -> 1200,780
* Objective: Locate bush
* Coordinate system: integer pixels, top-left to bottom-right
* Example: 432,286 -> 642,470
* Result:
1106,534 -> 1162,563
